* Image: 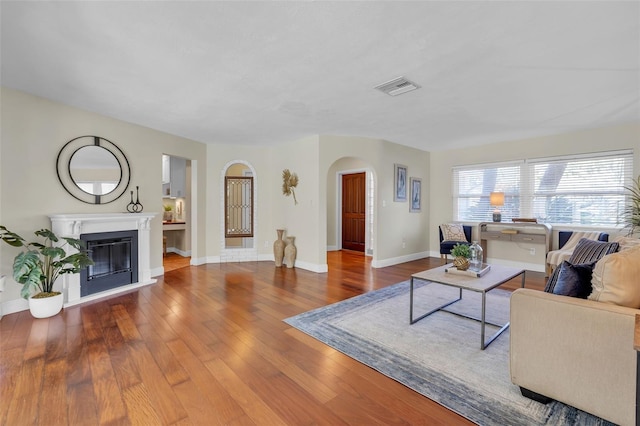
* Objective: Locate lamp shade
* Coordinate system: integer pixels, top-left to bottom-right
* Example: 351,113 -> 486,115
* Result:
490,192 -> 505,206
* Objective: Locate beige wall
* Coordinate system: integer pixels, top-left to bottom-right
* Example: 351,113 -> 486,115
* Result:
318,135 -> 431,267
326,157 -> 370,249
430,122 -> 640,268
203,134 -> 432,271
0,87 -> 207,304
204,136 -> 326,270
270,136 -> 323,268
205,142 -> 274,261
3,85 -> 636,310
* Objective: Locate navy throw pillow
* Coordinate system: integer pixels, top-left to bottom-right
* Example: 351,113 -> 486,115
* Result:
552,260 -> 596,299
545,238 -> 618,293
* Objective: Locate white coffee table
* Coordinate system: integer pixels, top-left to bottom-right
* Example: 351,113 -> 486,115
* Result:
410,263 -> 525,350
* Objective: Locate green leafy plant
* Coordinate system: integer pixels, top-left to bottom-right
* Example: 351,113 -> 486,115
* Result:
163,204 -> 173,211
451,243 -> 471,258
0,226 -> 93,299
622,175 -> 640,236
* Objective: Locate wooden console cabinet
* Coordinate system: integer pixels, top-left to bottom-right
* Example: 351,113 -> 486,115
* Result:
479,222 -> 552,264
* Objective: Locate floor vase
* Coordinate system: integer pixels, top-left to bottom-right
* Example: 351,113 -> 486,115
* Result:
284,236 -> 297,269
273,229 -> 285,267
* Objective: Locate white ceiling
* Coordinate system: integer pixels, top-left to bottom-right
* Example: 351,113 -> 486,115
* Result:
2,1 -> 639,152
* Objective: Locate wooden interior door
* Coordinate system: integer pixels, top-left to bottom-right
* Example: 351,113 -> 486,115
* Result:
342,172 -> 366,252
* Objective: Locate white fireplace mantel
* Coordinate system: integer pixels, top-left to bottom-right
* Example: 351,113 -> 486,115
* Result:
49,213 -> 158,307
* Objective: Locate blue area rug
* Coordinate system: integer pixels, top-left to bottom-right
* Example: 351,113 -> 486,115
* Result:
284,281 -> 611,426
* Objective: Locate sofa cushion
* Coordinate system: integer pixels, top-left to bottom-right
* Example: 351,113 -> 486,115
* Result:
546,231 -> 603,271
551,260 -> 595,299
440,223 -> 467,242
544,238 -> 619,293
567,238 -> 619,264
588,244 -> 640,308
613,235 -> 640,252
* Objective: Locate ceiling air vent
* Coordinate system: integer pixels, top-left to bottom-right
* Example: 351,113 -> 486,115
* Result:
374,77 -> 421,96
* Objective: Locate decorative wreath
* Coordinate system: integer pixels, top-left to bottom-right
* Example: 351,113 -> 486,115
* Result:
282,169 -> 299,205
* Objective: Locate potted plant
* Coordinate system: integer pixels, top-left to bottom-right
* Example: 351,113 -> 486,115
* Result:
451,243 -> 471,271
622,175 -> 640,236
0,226 -> 93,318
163,204 -> 174,222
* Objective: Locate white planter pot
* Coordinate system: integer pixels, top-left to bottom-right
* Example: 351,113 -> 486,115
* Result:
28,293 -> 64,318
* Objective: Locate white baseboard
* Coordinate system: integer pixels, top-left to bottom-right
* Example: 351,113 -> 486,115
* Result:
1,297 -> 29,317
199,256 -> 327,273
204,256 -> 221,264
167,247 -> 191,257
371,251 -> 430,268
190,256 -> 208,266
326,245 -> 339,251
151,266 -> 164,277
291,260 -> 328,273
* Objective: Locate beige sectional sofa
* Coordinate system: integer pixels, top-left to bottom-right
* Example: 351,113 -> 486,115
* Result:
511,240 -> 640,426
510,288 -> 637,426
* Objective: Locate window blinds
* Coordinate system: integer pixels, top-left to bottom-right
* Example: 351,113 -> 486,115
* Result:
453,150 -> 633,225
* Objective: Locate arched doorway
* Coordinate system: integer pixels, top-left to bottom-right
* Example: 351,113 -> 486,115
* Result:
220,160 -> 258,262
326,157 -> 376,257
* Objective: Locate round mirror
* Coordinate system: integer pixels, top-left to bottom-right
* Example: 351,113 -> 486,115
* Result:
56,136 -> 130,204
69,145 -> 121,196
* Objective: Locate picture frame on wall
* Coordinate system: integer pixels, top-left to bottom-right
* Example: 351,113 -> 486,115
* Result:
394,164 -> 407,202
409,177 -> 421,212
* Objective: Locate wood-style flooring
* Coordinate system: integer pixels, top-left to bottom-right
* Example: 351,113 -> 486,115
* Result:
0,252 -> 546,425
163,253 -> 191,273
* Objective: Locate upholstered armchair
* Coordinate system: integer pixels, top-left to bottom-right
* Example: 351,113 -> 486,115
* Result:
545,231 -> 609,276
439,224 -> 473,264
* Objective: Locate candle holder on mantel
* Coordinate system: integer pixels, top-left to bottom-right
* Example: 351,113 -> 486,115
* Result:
126,186 -> 144,213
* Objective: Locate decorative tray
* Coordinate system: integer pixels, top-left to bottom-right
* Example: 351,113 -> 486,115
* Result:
445,263 -> 491,278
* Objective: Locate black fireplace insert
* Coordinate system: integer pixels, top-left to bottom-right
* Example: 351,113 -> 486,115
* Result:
80,230 -> 138,297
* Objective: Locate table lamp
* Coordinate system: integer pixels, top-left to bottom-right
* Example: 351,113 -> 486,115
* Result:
490,192 -> 504,222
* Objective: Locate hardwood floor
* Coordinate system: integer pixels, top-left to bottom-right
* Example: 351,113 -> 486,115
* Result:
0,252 -> 546,425
163,253 -> 191,273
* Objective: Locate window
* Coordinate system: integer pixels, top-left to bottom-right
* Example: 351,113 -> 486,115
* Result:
528,151 -> 633,226
453,161 -> 522,222
453,150 -> 633,226
76,181 -> 118,195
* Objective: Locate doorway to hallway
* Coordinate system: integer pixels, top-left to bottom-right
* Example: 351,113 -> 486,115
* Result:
341,172 -> 366,252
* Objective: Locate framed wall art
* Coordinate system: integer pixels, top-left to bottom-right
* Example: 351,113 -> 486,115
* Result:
409,177 -> 422,212
394,164 -> 407,202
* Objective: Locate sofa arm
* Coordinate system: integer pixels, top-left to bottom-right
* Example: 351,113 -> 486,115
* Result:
510,289 -> 637,426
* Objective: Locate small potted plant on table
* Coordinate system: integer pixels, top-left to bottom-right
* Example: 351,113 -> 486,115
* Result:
163,204 -> 174,222
0,226 -> 93,318
451,243 -> 471,271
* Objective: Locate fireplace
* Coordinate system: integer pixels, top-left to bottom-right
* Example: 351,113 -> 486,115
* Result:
81,230 -> 139,296
49,213 -> 157,306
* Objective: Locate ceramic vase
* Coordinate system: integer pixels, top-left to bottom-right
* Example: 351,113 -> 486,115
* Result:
284,236 -> 297,269
273,229 -> 285,267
